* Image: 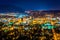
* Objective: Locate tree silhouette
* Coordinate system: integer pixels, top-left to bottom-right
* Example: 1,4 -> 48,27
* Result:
0,22 -> 4,26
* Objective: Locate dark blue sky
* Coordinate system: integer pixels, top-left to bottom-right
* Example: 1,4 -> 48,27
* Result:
0,0 -> 60,10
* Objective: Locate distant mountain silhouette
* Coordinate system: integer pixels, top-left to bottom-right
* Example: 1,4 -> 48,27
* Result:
0,4 -> 25,13
41,10 -> 60,13
27,10 -> 60,17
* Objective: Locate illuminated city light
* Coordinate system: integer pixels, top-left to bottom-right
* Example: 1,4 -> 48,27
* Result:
0,11 -> 60,40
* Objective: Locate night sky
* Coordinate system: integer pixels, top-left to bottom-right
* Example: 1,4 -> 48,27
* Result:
0,0 -> 60,10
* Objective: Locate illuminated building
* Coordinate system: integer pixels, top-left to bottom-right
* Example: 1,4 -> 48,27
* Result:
17,13 -> 29,18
